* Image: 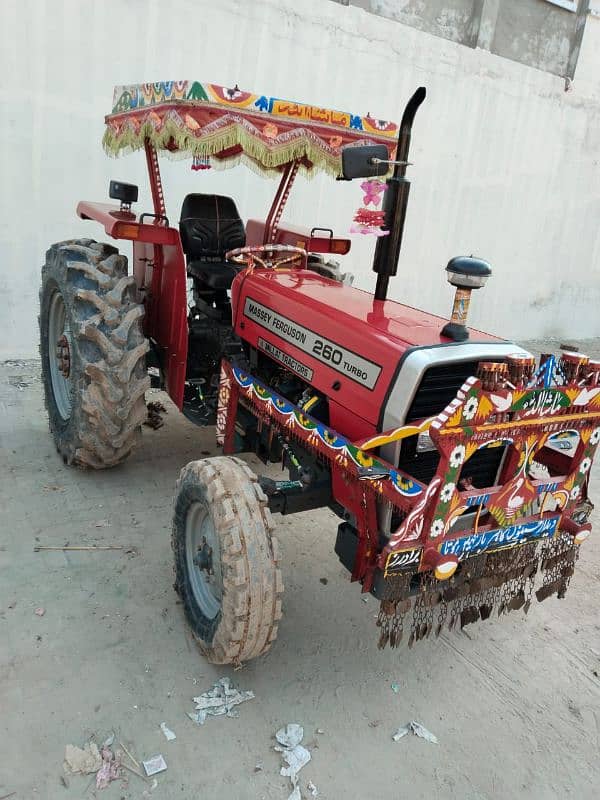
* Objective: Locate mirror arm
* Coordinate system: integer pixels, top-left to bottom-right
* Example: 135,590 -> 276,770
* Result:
369,158 -> 413,168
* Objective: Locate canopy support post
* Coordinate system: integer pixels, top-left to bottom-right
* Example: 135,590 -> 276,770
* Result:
263,160 -> 300,244
144,139 -> 166,219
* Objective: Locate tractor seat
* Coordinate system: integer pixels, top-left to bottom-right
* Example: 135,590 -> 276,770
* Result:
179,193 -> 246,290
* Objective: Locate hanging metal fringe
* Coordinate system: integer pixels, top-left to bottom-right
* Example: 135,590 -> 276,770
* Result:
376,532 -> 580,649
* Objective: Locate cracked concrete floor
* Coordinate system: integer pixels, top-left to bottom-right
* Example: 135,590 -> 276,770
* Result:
1,350 -> 600,800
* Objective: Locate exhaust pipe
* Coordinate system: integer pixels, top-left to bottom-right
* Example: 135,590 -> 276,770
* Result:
372,87 -> 426,302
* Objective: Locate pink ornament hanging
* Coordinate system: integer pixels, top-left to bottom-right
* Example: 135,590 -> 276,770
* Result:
350,179 -> 388,237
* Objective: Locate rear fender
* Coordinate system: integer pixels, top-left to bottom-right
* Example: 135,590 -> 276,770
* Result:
136,240 -> 187,410
77,200 -> 188,409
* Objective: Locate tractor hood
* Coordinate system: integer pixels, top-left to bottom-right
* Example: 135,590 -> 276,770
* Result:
232,269 -> 525,432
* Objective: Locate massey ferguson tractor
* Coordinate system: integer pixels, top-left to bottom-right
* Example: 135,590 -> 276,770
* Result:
40,80 -> 599,664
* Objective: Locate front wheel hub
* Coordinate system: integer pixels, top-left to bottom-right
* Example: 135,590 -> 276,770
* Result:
56,333 -> 71,378
193,536 -> 214,575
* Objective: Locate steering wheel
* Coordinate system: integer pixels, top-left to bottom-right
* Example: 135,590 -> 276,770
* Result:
226,244 -> 307,270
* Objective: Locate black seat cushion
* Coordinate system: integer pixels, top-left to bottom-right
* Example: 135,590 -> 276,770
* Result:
180,193 -> 246,262
187,260 -> 242,290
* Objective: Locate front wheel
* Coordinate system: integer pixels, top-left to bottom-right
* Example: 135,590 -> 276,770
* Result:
172,457 -> 283,664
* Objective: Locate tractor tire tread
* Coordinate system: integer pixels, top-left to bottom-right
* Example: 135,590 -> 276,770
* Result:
40,239 -> 149,469
172,456 -> 283,665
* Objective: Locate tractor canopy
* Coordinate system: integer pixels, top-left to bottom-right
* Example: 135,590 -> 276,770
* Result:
103,80 -> 399,178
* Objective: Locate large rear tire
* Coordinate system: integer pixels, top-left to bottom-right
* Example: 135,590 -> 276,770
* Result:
39,239 -> 150,469
172,457 -> 283,665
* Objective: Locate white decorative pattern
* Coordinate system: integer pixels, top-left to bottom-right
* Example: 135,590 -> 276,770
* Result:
463,395 -> 479,421
580,457 -> 591,475
449,444 -> 466,468
388,476 -> 442,547
440,482 -> 455,503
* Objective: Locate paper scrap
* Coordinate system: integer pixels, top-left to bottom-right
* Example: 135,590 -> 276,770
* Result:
275,723 -> 311,789
392,720 -> 438,744
280,745 -> 311,780
96,746 -> 120,789
142,754 -> 168,776
159,722 -> 176,741
64,742 -> 102,774
275,724 -> 304,749
189,677 -> 254,725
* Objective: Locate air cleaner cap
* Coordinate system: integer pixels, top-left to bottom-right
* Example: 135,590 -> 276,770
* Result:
446,256 -> 492,289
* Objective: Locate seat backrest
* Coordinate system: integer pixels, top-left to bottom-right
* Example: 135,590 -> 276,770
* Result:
179,194 -> 246,261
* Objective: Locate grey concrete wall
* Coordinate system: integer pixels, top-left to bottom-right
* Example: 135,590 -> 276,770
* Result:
332,0 -> 586,76
358,0 -> 480,45
493,0 -> 576,74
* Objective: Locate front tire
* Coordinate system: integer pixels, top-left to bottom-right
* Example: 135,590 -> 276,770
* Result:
172,457 -> 283,664
39,239 -> 150,468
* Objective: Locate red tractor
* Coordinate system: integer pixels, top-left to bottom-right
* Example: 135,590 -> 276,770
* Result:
40,80 -> 599,664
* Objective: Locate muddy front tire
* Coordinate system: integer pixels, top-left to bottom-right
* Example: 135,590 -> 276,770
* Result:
172,457 -> 283,665
39,239 -> 150,469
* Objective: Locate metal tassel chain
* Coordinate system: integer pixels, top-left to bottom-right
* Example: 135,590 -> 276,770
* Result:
377,535 -> 580,649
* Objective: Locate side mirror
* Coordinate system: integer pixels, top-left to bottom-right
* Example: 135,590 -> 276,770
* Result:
341,145 -> 389,180
109,180 -> 138,205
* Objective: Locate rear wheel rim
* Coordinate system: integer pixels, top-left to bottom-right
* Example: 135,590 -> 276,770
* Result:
185,502 -> 223,619
48,290 -> 72,421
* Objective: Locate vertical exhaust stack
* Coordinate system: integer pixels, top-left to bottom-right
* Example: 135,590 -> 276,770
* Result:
372,87 -> 426,302
441,256 -> 492,341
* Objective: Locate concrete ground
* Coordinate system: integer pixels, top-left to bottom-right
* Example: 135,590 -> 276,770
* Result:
1,342 -> 600,800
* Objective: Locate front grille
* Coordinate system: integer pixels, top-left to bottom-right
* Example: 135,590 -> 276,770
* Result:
404,360 -> 481,423
397,361 -> 505,488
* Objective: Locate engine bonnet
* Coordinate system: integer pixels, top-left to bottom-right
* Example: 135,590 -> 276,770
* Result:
232,269 -> 509,429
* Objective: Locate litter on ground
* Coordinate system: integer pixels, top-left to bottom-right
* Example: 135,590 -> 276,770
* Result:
64,742 -> 102,774
160,722 -> 176,741
390,682 -> 400,693
142,754 -> 168,776
188,677 -> 255,725
34,607 -> 45,617
96,746 -> 121,789
276,724 -> 304,749
275,724 -> 312,791
392,721 -> 438,744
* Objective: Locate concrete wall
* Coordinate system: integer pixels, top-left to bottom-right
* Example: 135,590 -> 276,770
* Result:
335,0 -> 585,76
1,0 -> 599,358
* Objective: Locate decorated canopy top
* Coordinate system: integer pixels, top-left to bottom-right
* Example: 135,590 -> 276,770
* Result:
103,80 -> 399,177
